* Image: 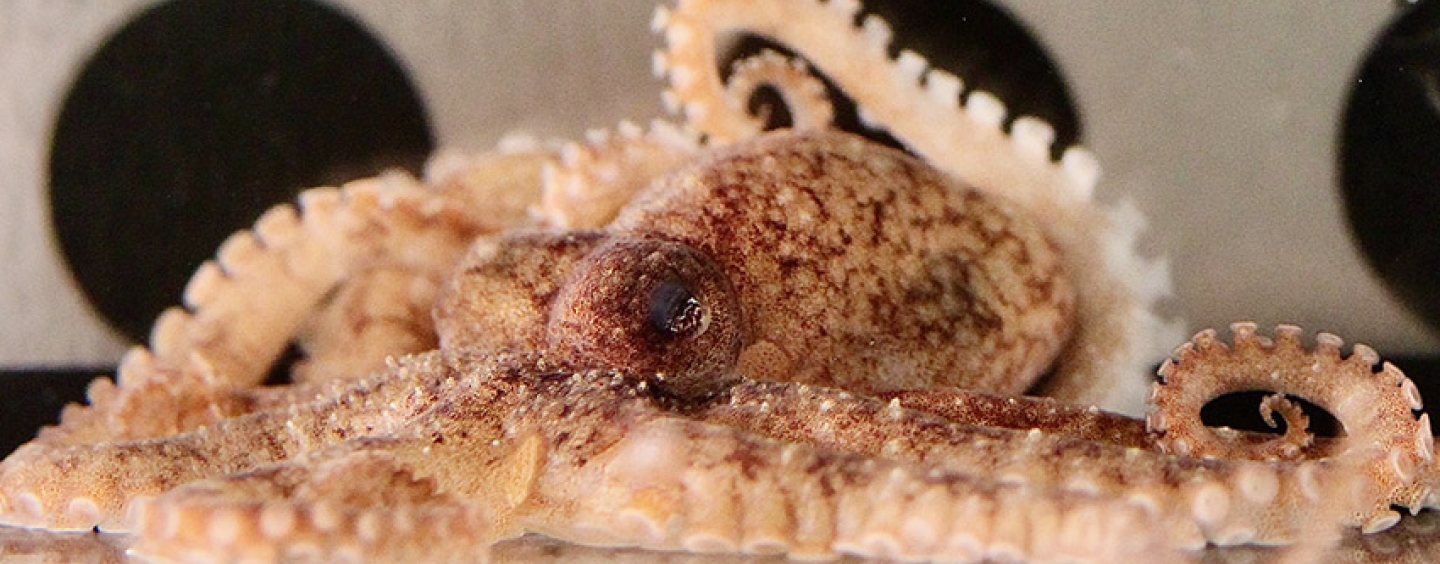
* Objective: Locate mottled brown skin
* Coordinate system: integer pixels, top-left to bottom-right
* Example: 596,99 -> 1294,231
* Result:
439,130 -> 1075,399
0,125 -> 1419,558
97,354 -> 1174,562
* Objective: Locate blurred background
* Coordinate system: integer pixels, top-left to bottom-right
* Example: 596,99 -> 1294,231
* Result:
1,0 -> 1438,451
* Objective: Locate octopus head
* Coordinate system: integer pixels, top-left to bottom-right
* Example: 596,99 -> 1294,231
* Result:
436,231 -> 743,400
548,237 -> 743,398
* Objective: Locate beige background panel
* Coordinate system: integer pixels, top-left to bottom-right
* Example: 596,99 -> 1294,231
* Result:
0,0 -> 662,367
1,0 -> 145,367
0,1 -> 1436,368
1006,1 -> 1437,350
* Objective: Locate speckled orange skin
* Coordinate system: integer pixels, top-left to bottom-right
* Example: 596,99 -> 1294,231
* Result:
439,130 -> 1075,400
0,130 -> 1427,562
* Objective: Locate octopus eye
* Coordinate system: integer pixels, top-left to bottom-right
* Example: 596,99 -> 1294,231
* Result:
547,237 -> 743,401
648,279 -> 706,338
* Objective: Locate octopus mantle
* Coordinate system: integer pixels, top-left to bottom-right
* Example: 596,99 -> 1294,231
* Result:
2,1 -> 1436,563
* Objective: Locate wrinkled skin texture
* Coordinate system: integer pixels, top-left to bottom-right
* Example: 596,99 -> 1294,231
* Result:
439,131 -> 1074,400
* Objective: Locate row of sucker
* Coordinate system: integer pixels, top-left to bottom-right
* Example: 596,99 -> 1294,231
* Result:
653,0 -> 1182,413
0,353 -> 450,531
31,173 -> 496,453
697,378 -> 1399,548
129,497 -> 495,564
536,120 -> 700,229
706,49 -> 836,139
546,414 -> 1181,563
1148,323 -> 1437,531
652,0 -> 1097,207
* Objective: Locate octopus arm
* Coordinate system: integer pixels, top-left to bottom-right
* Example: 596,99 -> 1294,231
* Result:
36,172 -> 496,451
104,363 -> 1181,563
522,397 -> 1178,562
0,353 -> 452,531
536,120 -> 701,230
655,0 -> 1183,413
1149,323 -> 1439,525
877,387 -> 1157,449
697,381 -> 1393,547
127,445 -> 507,564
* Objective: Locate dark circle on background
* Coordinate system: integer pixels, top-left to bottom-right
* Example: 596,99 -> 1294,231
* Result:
1340,1 -> 1440,334
722,0 -> 1081,156
49,0 -> 434,343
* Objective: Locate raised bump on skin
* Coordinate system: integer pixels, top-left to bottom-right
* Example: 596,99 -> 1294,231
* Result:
1054,504 -> 1103,559
1391,449 -> 1418,483
680,469 -> 741,552
123,495 -> 155,529
1296,464 -> 1324,502
940,495 -> 990,562
1212,525 -> 1256,548
897,485 -> 949,557
286,541 -> 323,562
390,504 -> 415,535
65,497 -> 102,525
309,502 -> 342,533
1234,463 -> 1280,504
855,468 -> 909,556
1021,495 -> 1062,559
1404,379 -> 1425,411
10,492 -> 42,522
787,477 -> 835,558
259,504 -> 297,539
830,483 -> 872,556
738,477 -> 790,554
984,493 -> 1030,563
1188,483 -> 1231,527
205,508 -> 245,546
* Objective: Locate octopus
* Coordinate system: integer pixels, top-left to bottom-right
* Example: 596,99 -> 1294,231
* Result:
1,0 -> 1436,562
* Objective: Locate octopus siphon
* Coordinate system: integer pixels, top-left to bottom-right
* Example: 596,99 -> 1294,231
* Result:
2,0 -> 1438,563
